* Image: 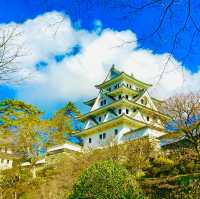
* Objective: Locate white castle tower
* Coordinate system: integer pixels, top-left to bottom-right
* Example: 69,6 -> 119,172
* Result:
76,66 -> 170,149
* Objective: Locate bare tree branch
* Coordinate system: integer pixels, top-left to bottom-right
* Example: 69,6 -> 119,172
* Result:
0,25 -> 27,84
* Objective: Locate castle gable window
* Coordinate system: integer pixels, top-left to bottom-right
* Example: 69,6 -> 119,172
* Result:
141,96 -> 148,105
89,138 -> 92,143
99,134 -> 102,140
114,84 -> 119,89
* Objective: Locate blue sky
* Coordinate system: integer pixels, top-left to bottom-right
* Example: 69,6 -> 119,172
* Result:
0,0 -> 199,117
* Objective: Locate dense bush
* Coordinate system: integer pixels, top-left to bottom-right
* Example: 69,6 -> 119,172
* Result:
141,173 -> 200,199
146,156 -> 176,177
68,160 -> 144,199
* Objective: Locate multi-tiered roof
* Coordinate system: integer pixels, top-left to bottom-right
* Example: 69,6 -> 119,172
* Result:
77,66 -> 170,138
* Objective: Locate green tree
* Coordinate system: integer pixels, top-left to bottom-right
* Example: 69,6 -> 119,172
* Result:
49,101 -> 81,145
0,99 -> 45,178
69,160 -> 144,199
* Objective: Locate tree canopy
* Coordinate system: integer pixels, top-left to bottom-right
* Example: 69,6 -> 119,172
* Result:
69,160 -> 144,199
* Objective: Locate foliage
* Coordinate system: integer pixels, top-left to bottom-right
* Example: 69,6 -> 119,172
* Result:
0,99 -> 51,178
153,156 -> 175,166
147,156 -> 175,177
69,160 -> 144,199
0,99 -> 199,198
0,100 -> 40,150
0,136 -> 199,198
124,138 -> 158,174
49,101 -> 81,145
141,173 -> 200,199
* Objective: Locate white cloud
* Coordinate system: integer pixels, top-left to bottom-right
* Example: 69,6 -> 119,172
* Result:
1,11 -> 200,107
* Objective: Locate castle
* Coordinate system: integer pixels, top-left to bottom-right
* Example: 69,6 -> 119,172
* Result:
75,65 -> 170,149
0,66 -> 173,169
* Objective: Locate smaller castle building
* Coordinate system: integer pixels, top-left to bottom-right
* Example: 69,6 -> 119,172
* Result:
0,147 -> 13,170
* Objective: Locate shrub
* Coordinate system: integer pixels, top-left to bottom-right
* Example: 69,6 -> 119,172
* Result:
148,156 -> 175,177
124,138 -> 156,174
153,156 -> 175,166
68,160 -> 144,199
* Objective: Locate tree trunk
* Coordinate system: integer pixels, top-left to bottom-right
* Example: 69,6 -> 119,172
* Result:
31,165 -> 36,179
14,192 -> 17,199
194,145 -> 200,161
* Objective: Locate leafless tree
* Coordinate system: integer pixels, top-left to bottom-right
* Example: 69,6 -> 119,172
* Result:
39,0 -> 200,85
0,25 -> 25,84
162,92 -> 200,159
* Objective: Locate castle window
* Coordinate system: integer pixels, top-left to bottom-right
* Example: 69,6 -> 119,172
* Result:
89,138 -> 92,143
114,84 -> 119,89
127,84 -> 129,87
118,109 -> 122,115
100,101 -> 104,106
141,97 -> 148,105
99,134 -> 102,140
114,129 -> 118,135
119,94 -> 122,100
103,133 -> 106,139
147,116 -> 150,121
129,85 -> 132,88
103,99 -> 106,105
98,117 -> 101,122
136,87 -> 140,91
125,95 -> 129,100
126,109 -> 129,114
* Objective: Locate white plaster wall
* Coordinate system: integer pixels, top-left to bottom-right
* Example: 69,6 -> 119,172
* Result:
85,119 -> 96,129
91,92 -> 114,111
47,142 -> 82,153
132,111 -> 145,122
0,159 -> 13,170
122,128 -> 165,142
82,124 -> 130,149
84,107 -> 146,130
84,111 -> 118,130
85,107 -> 162,131
136,91 -> 158,111
104,112 -> 115,122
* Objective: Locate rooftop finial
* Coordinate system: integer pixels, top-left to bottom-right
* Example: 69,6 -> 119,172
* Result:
111,64 -> 115,69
